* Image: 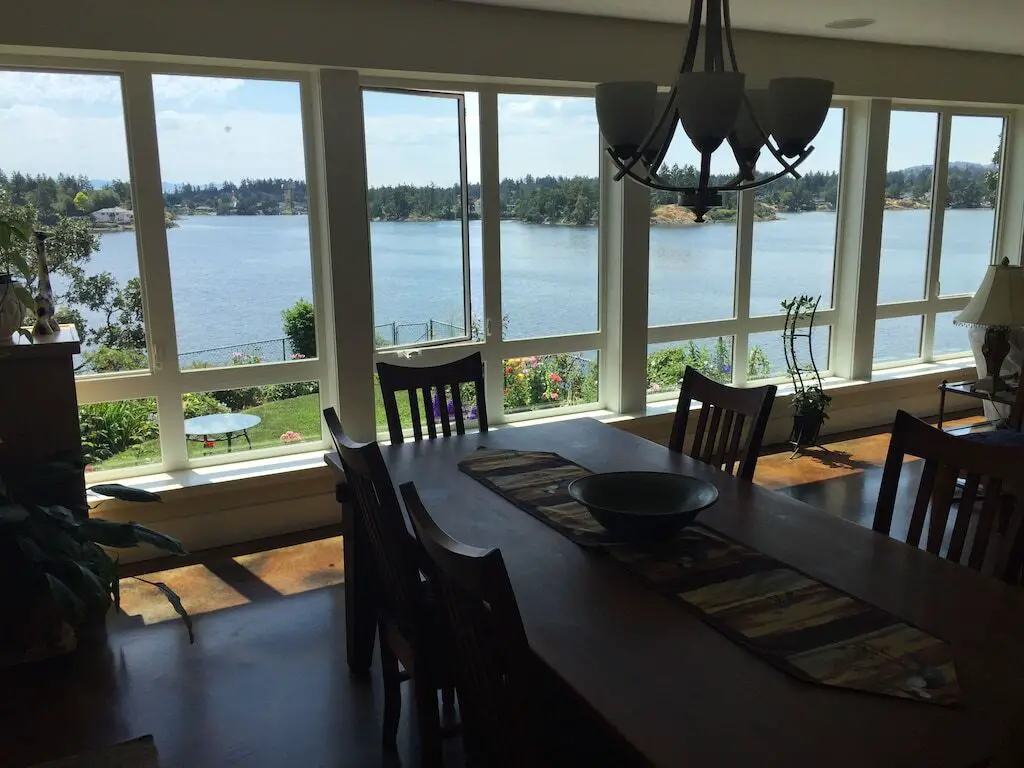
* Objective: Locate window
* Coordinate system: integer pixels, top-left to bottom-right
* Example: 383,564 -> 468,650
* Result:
873,109 -> 1006,369
647,338 -> 735,398
0,70 -> 147,377
747,328 -> 832,382
503,352 -> 599,413
363,89 -> 478,349
750,108 -> 845,315
498,94 -> 599,339
80,398 -> 161,473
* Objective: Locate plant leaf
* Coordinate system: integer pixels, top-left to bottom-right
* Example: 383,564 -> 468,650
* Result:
45,572 -> 86,623
89,484 -> 162,503
0,504 -> 29,524
135,577 -> 194,644
81,518 -> 187,555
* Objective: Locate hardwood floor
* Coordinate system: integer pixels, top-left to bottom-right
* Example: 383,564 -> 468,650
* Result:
4,412 -> 987,767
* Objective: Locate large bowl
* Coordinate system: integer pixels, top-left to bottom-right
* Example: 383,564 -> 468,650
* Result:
567,471 -> 718,541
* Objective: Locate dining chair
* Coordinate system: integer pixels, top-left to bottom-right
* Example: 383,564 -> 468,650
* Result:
399,481 -> 538,768
376,351 -> 488,444
874,409 -> 1024,584
330,419 -> 456,765
669,366 -> 777,481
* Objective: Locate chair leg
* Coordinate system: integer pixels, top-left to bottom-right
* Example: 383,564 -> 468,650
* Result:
441,686 -> 456,720
412,668 -> 443,768
379,634 -> 402,750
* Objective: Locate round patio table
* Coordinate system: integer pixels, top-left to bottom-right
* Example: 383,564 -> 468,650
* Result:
184,413 -> 261,452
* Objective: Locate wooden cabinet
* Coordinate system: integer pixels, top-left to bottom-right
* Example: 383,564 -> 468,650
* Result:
0,325 -> 82,465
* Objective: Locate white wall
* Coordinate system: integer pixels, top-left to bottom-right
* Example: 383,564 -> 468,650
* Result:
3,0 -> 1024,104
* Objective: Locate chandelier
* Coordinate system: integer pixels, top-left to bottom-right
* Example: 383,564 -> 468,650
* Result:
595,0 -> 835,221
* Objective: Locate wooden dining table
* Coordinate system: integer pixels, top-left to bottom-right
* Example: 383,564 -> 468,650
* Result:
328,417 -> 1024,768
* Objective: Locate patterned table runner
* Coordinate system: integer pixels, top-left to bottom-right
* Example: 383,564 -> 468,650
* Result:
459,448 -> 961,705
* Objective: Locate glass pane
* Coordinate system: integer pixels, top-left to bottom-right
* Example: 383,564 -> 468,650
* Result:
874,316 -> 923,365
933,311 -> 971,357
649,140 -> 737,326
747,327 -> 832,382
80,398 -> 161,472
750,108 -> 844,315
498,95 -> 598,339
878,112 -> 938,303
503,352 -> 598,413
154,75 -> 315,369
939,115 -> 1003,297
647,338 -> 734,397
184,380 -> 321,458
365,89 -> 479,349
0,70 -> 148,376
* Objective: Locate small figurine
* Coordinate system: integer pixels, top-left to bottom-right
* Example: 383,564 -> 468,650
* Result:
33,231 -> 60,336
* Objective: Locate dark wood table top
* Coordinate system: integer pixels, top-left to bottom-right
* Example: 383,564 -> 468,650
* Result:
373,418 -> 1024,768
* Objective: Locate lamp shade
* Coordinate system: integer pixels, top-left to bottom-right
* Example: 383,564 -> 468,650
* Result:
954,260 -> 1024,327
676,71 -> 745,154
596,81 -> 658,155
768,77 -> 834,158
641,92 -> 676,165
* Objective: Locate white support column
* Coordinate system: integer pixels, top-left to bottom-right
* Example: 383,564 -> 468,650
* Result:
831,99 -> 891,381
995,108 -> 1024,267
732,189 -> 754,387
320,68 -> 376,441
121,65 -> 187,469
477,88 -> 506,422
600,143 -> 650,414
921,113 -> 951,361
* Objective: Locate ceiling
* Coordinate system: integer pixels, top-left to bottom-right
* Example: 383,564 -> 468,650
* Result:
452,0 -> 1024,56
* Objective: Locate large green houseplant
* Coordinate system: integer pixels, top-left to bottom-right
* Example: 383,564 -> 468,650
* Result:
0,452 -> 192,659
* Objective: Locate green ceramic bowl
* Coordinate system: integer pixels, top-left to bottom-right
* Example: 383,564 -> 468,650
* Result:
567,471 -> 719,541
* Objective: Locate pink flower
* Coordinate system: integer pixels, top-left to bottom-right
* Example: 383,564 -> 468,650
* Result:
549,373 -> 562,383
280,430 -> 304,444
203,440 -> 215,448
550,392 -> 559,401
231,351 -> 244,359
84,464 -> 94,473
291,352 -> 306,360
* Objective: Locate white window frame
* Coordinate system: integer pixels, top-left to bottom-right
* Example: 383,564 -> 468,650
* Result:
874,105 -> 1011,370
0,54 -> 334,480
360,78 -> 607,437
644,102 -> 852,402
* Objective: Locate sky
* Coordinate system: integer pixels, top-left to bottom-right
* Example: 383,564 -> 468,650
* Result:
0,71 -> 1005,188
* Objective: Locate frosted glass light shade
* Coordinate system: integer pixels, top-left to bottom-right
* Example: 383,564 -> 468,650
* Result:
642,93 -> 676,164
676,71 -> 745,154
768,77 -> 834,158
731,89 -> 772,151
596,81 -> 658,155
954,262 -> 1024,327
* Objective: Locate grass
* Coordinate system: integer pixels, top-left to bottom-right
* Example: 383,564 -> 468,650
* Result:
93,394 -> 323,471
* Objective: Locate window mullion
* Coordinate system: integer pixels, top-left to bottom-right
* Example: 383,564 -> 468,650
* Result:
733,189 -> 754,387
477,87 -> 505,422
121,65 -> 187,469
922,112 -> 952,360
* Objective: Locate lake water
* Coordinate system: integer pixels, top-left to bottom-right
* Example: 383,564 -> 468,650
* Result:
76,209 -> 993,368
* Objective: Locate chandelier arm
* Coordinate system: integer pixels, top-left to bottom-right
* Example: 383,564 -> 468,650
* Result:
722,0 -> 740,71
681,0 -> 704,74
716,152 -> 814,192
706,0 -> 722,71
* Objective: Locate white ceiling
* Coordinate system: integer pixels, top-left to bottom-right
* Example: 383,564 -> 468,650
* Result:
453,0 -> 1024,56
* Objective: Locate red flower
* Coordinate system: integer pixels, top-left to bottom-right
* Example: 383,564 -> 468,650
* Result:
204,440 -> 215,448
549,373 -> 562,383
505,366 -> 513,374
551,392 -> 559,400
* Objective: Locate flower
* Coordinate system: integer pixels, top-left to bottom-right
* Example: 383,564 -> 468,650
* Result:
203,440 -> 216,448
505,366 -> 513,374
231,351 -> 244,359
84,464 -> 94,473
517,372 -> 525,379
280,431 -> 304,444
550,392 -> 559,400
291,352 -> 306,360
549,373 -> 562,383
466,404 -> 479,420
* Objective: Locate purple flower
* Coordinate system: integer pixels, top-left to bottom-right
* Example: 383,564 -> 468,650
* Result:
466,404 -> 479,421
431,391 -> 441,422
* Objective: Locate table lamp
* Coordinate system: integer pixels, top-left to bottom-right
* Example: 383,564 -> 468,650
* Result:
954,257 -> 1024,391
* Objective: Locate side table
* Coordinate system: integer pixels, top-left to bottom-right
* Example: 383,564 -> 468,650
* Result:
937,378 -> 1018,431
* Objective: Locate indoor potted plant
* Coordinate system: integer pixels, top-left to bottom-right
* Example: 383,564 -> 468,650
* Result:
0,452 -> 192,663
781,295 -> 832,453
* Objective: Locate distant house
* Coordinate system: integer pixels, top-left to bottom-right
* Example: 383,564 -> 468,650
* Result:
90,206 -> 135,226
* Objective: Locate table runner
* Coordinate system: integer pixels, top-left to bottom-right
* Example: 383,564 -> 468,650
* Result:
459,448 -> 961,705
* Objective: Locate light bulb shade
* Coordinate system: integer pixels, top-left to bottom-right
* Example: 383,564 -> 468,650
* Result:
954,262 -> 1024,328
731,89 -> 772,151
675,71 -> 746,154
641,93 -> 677,165
768,77 -> 834,158
596,81 -> 658,156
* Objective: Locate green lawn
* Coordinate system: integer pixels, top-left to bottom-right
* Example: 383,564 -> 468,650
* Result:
94,394 -> 323,471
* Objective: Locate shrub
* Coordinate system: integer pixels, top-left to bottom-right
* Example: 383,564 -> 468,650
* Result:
645,338 -> 773,392
503,354 -> 595,411
79,399 -> 158,463
82,345 -> 147,374
282,299 -> 316,358
209,351 -> 266,411
262,381 -> 320,402
183,392 -> 229,419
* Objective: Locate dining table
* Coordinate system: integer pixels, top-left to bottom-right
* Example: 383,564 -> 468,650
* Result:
327,417 -> 1024,768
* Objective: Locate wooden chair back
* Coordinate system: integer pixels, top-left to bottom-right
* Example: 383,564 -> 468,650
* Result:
874,409 -> 1024,584
669,366 -> 777,480
376,352 -> 488,444
328,413 -> 421,624
400,482 -> 536,768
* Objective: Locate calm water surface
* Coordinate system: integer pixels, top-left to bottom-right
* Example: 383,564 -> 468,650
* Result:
76,209 -> 992,365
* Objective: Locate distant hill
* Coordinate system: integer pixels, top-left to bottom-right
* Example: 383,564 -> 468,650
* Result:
91,179 -> 181,194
